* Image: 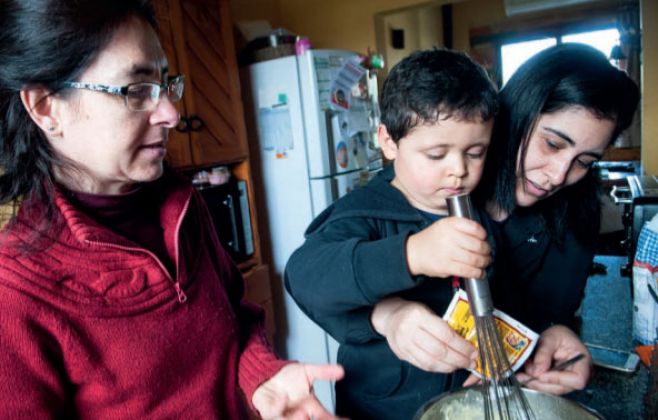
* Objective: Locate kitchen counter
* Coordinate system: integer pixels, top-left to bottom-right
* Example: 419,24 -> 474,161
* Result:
569,255 -> 654,419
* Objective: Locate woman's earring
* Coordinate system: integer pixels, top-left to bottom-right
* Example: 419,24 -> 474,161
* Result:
46,120 -> 58,132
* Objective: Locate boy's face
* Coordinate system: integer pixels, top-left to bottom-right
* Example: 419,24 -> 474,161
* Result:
380,118 -> 492,214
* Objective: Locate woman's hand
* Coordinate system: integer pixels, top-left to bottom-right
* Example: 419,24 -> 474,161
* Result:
252,363 -> 346,420
516,325 -> 592,395
371,297 -> 477,373
406,217 -> 491,280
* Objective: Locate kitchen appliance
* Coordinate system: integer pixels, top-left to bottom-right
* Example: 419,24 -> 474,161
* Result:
594,160 -> 640,235
610,175 -> 658,276
198,180 -> 254,262
240,49 -> 381,411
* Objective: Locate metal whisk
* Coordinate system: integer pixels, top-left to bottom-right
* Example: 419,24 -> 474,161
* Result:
447,194 -> 534,420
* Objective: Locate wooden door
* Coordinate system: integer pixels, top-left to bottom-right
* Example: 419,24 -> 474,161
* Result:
153,0 -> 194,166
167,0 -> 249,167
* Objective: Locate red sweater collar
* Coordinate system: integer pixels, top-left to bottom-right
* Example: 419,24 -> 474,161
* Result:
49,170 -> 194,246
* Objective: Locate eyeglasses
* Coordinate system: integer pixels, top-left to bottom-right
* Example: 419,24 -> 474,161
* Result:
60,75 -> 185,111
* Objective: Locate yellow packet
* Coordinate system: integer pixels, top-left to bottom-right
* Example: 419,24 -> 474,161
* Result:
443,289 -> 539,378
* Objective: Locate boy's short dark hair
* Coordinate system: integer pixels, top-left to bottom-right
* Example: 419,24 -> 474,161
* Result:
380,48 -> 498,142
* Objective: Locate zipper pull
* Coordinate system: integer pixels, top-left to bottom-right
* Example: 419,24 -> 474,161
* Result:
174,282 -> 188,303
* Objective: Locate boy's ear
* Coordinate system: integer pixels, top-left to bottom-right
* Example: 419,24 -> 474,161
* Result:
378,124 -> 398,160
19,87 -> 61,136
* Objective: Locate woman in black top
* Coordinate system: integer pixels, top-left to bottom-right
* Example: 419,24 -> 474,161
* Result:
470,43 -> 639,393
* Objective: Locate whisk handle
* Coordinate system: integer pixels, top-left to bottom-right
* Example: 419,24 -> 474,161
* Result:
463,278 -> 494,317
446,195 -> 494,317
446,194 -> 475,220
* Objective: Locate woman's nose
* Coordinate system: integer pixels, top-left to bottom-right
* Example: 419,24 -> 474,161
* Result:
151,95 -> 181,128
546,158 -> 571,186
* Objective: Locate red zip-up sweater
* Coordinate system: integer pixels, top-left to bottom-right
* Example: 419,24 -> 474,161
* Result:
0,171 -> 287,419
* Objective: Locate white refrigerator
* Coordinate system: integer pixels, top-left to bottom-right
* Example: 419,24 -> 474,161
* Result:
241,49 -> 380,411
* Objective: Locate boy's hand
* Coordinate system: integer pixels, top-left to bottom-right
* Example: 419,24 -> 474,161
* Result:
406,217 -> 491,279
371,297 -> 478,373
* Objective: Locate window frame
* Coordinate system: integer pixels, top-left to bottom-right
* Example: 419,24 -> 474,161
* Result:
469,8 -> 619,87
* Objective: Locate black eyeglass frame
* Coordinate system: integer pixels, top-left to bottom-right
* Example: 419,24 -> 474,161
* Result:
60,75 -> 185,111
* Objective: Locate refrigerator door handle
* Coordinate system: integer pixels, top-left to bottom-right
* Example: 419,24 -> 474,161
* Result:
330,177 -> 339,202
324,110 -> 337,175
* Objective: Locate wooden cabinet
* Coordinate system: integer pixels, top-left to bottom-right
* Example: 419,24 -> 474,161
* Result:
155,0 -> 248,167
153,0 -> 274,339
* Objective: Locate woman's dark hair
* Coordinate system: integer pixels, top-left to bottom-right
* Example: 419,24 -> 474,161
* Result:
380,48 -> 498,142
474,43 -> 639,246
0,0 -> 157,227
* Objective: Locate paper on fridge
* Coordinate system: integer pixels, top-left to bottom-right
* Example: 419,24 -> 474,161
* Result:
443,289 -> 539,378
328,56 -> 366,111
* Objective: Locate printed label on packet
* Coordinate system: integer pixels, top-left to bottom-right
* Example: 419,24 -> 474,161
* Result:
443,289 -> 539,379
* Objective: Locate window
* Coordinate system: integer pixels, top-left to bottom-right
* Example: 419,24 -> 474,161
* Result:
500,27 -> 620,85
501,38 -> 557,85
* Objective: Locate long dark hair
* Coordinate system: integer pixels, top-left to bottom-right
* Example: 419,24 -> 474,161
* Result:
0,0 -> 157,227
474,43 -> 639,246
380,48 -> 498,142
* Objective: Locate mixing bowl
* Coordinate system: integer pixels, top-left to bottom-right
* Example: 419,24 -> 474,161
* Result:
414,386 -> 604,420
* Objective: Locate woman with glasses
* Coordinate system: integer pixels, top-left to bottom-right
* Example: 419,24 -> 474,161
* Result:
0,0 -> 342,418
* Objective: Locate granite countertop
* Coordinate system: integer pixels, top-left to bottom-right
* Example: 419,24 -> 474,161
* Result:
569,255 -> 655,419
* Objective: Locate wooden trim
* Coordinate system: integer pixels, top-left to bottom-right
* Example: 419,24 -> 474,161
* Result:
603,147 -> 641,162
470,2 -> 620,46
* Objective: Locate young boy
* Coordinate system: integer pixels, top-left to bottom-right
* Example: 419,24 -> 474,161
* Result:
284,49 -> 499,420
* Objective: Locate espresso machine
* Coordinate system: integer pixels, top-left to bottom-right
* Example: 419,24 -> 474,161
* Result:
610,175 -> 658,276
